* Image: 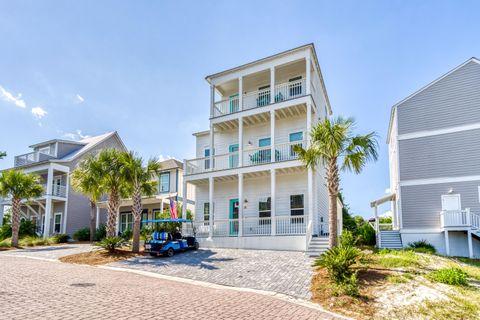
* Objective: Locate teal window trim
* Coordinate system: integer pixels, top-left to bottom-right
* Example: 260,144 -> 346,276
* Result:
289,132 -> 303,142
159,172 -> 170,193
258,137 -> 271,147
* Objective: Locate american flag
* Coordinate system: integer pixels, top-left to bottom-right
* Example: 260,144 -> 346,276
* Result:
170,198 -> 178,219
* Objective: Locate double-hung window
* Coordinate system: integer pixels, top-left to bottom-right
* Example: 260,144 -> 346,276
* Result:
289,132 -> 303,158
204,148 -> 211,170
290,194 -> 304,223
159,172 -> 170,193
203,202 -> 210,225
120,212 -> 133,233
54,213 -> 62,233
258,196 -> 271,225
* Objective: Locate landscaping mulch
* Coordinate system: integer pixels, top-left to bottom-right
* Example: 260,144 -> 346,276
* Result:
59,249 -> 143,266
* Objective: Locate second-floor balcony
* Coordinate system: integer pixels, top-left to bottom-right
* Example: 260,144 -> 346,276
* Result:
185,140 -> 305,175
213,78 -> 306,118
14,151 -> 56,167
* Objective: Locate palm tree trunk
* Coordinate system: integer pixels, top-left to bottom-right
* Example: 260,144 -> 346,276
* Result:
11,198 -> 21,247
106,190 -> 120,237
326,158 -> 340,247
89,201 -> 96,242
131,183 -> 142,253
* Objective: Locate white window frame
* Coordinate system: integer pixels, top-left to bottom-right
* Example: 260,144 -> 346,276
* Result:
120,212 -> 133,233
53,212 -> 62,233
441,194 -> 462,211
290,194 -> 305,216
258,195 -> 271,218
159,172 -> 170,193
38,146 -> 51,155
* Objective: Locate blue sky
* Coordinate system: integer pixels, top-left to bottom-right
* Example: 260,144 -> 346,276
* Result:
1,1 -> 479,218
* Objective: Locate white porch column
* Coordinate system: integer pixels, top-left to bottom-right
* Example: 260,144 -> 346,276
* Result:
270,67 -> 275,104
306,103 -> 312,146
306,55 -> 311,95
308,167 -> 313,233
182,173 -> 187,220
0,204 -> 4,227
468,229 -> 473,258
115,208 -> 120,235
239,117 -> 243,167
208,177 -> 214,239
43,165 -> 54,238
270,110 -> 275,162
209,124 -> 215,171
271,168 -> 276,236
160,199 -> 164,213
238,77 -> 243,111
210,85 -> 215,118
238,173 -> 243,237
445,230 -> 450,256
374,205 -> 380,248
96,206 -> 100,229
62,173 -> 70,234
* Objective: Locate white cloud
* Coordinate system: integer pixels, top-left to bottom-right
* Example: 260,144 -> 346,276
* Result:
158,154 -> 180,162
380,210 -> 393,218
31,106 -> 47,119
62,130 -> 90,141
385,188 -> 391,194
0,85 -> 26,108
75,94 -> 84,103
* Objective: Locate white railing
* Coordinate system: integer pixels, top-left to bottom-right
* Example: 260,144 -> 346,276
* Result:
193,221 -> 210,238
185,141 -> 305,175
43,184 -> 67,198
276,215 -> 306,235
441,209 -> 480,229
14,151 -> 55,167
243,217 -> 272,236
211,78 -> 308,118
212,219 -> 239,237
274,78 -> 306,103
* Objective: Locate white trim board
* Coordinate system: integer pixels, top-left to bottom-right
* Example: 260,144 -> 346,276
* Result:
398,122 -> 480,141
400,175 -> 480,187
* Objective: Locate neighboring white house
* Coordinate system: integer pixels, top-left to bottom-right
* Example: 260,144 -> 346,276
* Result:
181,44 -> 337,253
96,158 -> 195,235
374,57 -> 480,258
0,132 -> 127,237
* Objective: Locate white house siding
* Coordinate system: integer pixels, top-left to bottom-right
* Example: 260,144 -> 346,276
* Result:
397,60 -> 480,135
399,129 -> 480,181
401,180 -> 480,230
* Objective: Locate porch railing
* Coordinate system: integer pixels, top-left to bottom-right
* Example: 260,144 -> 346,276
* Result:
14,151 -> 55,167
243,217 -> 272,236
440,209 -> 480,229
42,184 -> 67,198
185,140 -> 305,175
212,78 -> 307,118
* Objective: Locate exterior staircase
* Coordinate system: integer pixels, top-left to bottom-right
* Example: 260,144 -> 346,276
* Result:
306,237 -> 329,256
379,230 -> 403,249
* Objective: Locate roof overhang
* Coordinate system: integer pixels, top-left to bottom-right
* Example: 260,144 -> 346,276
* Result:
370,193 -> 396,208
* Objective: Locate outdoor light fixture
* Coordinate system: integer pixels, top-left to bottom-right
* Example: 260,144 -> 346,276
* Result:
448,188 -> 454,194
247,141 -> 253,146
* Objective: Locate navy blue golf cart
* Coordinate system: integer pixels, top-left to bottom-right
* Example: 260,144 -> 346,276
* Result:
143,219 -> 199,257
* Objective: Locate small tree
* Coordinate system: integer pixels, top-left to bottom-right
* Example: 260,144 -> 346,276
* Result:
295,117 -> 378,247
0,170 -> 43,246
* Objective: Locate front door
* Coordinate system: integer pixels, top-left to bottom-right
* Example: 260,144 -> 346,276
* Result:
229,199 -> 239,236
441,194 -> 461,211
229,144 -> 239,168
52,177 -> 62,196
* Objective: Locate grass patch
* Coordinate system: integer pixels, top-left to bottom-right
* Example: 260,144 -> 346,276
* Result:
59,249 -> 142,266
387,275 -> 408,284
427,267 -> 467,286
377,250 -> 421,268
0,238 -> 12,249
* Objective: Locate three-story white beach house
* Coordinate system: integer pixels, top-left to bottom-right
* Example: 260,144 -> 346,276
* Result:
181,44 -> 335,252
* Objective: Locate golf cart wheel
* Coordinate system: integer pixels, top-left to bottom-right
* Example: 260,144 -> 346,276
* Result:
166,248 -> 175,257
194,242 -> 199,250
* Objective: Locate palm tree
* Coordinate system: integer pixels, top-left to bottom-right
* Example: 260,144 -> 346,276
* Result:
95,148 -> 128,237
120,151 -> 161,253
0,151 -> 6,159
294,117 -> 378,247
0,170 -> 43,247
71,154 -> 103,241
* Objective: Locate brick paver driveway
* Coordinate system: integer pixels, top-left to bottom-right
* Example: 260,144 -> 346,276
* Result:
111,248 -> 315,299
0,255 -> 344,320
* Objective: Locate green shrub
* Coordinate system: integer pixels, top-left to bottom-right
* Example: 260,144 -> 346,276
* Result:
73,227 -> 90,241
97,236 -> 126,253
315,245 -> 361,284
0,219 -> 37,240
427,268 -> 468,286
95,224 -> 106,241
140,225 -> 153,240
356,224 -> 376,246
0,237 -> 11,248
19,236 -> 51,247
121,229 -> 132,240
339,230 -> 356,247
52,234 -> 70,243
408,240 -> 436,254
333,273 -> 359,297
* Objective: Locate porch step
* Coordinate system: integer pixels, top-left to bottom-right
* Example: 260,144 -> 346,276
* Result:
379,230 -> 403,249
306,237 -> 329,257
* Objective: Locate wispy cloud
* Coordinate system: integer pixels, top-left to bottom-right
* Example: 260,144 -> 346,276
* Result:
31,106 -> 47,119
158,154 -> 180,162
0,85 -> 26,108
62,129 -> 90,141
75,94 -> 84,104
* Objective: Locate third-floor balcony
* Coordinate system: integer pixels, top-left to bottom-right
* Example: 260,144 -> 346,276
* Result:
185,140 -> 305,176
213,78 -> 307,118
14,151 -> 56,167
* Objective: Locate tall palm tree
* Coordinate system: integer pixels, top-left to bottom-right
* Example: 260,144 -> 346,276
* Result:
71,154 -> 103,241
294,117 -> 378,247
120,151 -> 161,253
95,148 -> 128,237
0,170 -> 43,247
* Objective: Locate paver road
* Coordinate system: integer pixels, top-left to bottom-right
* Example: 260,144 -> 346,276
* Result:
0,255 -> 344,320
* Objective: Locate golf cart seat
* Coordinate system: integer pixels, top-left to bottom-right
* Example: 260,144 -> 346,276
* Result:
173,232 -> 182,240
151,231 -> 172,242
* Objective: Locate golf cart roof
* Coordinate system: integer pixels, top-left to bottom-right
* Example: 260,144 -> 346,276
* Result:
142,219 -> 192,223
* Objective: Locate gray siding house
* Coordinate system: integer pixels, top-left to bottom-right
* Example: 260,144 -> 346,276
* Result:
0,132 -> 127,237
376,58 -> 480,258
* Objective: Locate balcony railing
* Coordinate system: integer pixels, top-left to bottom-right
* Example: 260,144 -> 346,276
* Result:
14,151 -> 55,167
192,215 -> 306,238
213,78 -> 307,117
42,184 -> 67,198
185,140 -> 305,175
440,209 -> 480,229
